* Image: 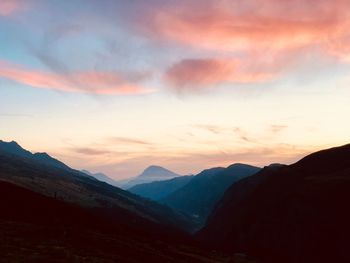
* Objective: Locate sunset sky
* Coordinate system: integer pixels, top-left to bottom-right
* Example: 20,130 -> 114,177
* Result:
1,0 -> 350,179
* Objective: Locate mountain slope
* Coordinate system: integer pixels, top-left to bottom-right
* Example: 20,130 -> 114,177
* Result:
82,169 -> 120,187
122,165 -> 180,189
0,141 -> 195,232
0,180 -> 240,263
198,144 -> 350,263
129,175 -> 194,201
161,164 -> 260,225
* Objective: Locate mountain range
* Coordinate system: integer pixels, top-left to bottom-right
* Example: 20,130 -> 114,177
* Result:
160,164 -> 260,225
1,139 -> 350,263
0,140 -> 194,232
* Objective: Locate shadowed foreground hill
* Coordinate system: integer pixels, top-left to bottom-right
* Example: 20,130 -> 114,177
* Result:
0,181 -> 246,263
198,144 -> 350,263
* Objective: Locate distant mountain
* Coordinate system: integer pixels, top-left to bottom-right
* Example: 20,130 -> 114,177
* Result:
0,140 -> 196,232
161,164 -> 260,225
122,165 -> 180,189
129,175 -> 194,201
198,144 -> 350,263
81,170 -> 120,187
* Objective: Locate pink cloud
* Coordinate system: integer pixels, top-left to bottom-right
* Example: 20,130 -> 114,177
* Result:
133,0 -> 350,59
126,0 -> 350,90
0,60 -> 154,95
0,0 -> 23,16
164,58 -> 277,90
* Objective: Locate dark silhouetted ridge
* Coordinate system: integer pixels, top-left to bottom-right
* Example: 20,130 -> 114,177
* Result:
198,144 -> 350,263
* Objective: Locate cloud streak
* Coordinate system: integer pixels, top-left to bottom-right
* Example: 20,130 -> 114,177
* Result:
107,137 -> 152,145
165,58 -> 276,91
0,60 -> 154,95
69,147 -> 111,156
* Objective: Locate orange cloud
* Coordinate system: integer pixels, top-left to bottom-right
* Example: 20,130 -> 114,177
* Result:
165,58 -> 276,90
0,60 -> 154,95
0,0 -> 23,16
134,0 -> 350,59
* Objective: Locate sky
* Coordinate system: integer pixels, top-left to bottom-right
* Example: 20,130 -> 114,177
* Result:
1,0 -> 350,179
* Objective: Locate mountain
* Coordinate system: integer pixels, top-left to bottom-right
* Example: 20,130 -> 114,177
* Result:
122,165 -> 181,189
0,140 -> 195,232
198,144 -> 350,263
0,140 -> 71,171
0,140 -> 32,158
0,180 -> 245,263
128,175 -> 194,201
33,152 -> 71,170
81,169 -> 120,187
161,164 -> 261,225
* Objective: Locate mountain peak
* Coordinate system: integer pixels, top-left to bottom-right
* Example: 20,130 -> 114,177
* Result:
140,165 -> 179,178
0,140 -> 32,158
0,140 -> 71,171
122,166 -> 180,189
227,163 -> 258,169
144,165 -> 165,171
0,140 -> 23,148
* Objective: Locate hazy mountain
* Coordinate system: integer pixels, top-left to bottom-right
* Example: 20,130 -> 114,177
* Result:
198,144 -> 350,263
129,175 -> 194,201
161,164 -> 260,225
122,165 -> 180,189
0,140 -> 195,232
0,180 -> 244,263
81,169 -> 120,187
